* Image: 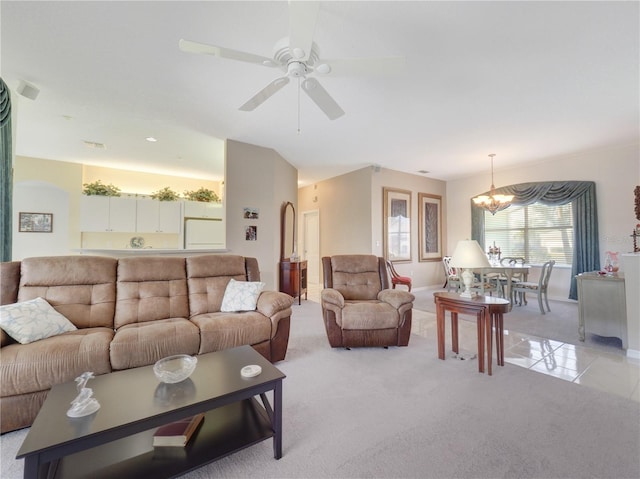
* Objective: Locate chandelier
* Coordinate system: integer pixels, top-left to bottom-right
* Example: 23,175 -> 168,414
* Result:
472,154 -> 514,215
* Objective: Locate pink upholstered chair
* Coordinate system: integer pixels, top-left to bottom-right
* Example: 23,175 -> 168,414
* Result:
386,260 -> 412,292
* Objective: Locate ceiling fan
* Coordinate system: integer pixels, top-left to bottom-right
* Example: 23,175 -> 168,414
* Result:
179,1 -> 404,121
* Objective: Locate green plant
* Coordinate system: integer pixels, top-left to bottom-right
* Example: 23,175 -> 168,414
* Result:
150,186 -> 180,201
184,187 -> 220,203
82,180 -> 121,196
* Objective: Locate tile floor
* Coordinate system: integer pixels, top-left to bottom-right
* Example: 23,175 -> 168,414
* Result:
307,283 -> 640,402
411,308 -> 640,402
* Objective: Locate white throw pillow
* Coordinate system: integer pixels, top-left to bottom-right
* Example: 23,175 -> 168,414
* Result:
220,279 -> 266,312
0,297 -> 77,344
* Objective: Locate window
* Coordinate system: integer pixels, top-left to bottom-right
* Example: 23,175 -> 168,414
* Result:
484,202 -> 573,265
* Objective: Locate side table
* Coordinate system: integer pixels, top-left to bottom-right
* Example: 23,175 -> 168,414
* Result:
434,292 -> 510,375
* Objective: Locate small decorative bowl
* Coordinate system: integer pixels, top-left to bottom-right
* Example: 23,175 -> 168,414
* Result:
153,355 -> 197,384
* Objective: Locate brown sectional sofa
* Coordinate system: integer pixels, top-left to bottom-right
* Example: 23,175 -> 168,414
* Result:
0,254 -> 294,433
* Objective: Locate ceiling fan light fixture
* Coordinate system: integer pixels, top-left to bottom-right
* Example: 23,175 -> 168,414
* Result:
315,63 -> 331,74
292,47 -> 305,59
472,154 -> 514,215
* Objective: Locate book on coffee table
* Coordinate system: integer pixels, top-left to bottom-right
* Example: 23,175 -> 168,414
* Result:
153,413 -> 205,447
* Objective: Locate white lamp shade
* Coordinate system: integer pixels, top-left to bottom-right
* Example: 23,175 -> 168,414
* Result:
450,240 -> 491,269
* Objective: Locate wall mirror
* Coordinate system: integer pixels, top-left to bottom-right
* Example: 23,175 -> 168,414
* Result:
281,201 -> 296,261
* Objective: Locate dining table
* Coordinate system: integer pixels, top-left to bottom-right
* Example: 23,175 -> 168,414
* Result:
473,264 -> 531,310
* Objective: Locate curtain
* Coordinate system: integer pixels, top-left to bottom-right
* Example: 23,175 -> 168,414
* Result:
471,181 -> 599,300
0,78 -> 11,262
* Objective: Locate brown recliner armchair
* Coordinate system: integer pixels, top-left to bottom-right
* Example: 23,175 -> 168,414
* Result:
321,255 -> 415,348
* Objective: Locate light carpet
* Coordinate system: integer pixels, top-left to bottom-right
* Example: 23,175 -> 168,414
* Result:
1,300 -> 639,478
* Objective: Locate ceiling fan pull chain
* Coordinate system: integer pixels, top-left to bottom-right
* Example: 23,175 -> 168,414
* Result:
297,76 -> 301,134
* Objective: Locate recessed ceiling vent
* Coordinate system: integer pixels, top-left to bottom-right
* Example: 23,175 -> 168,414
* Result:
83,140 -> 106,149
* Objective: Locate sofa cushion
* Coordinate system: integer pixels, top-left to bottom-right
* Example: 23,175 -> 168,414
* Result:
221,279 -> 265,312
110,318 -> 200,370
330,255 -> 382,301
0,327 -> 113,397
0,297 -> 77,344
18,256 -> 117,329
191,312 -> 271,355
186,255 -> 248,315
115,256 -> 189,328
340,301 -> 399,330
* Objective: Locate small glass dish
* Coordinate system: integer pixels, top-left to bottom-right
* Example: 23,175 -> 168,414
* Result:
153,355 -> 197,384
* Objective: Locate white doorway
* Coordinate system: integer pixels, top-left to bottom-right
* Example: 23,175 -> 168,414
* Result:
302,210 -> 320,285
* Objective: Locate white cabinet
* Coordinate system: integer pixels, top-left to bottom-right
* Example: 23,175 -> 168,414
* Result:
183,201 -> 224,219
136,200 -> 181,233
80,196 -> 136,232
576,272 -> 627,348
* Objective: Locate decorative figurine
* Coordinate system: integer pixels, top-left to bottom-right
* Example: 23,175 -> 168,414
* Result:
66,371 -> 100,418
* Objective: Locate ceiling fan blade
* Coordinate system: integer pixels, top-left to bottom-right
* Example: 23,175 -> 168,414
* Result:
239,77 -> 290,111
301,78 -> 345,120
179,39 -> 274,66
316,56 -> 406,76
288,1 -> 320,62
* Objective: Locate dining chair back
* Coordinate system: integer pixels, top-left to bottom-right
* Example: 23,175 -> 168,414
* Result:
386,260 -> 412,292
511,260 -> 555,314
442,256 -> 460,292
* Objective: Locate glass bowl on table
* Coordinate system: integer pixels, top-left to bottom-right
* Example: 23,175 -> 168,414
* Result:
153,354 -> 197,384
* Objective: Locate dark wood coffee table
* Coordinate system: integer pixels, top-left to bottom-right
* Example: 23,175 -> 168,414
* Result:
16,345 -> 285,479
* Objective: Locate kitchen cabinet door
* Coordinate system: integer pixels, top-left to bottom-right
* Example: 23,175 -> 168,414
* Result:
80,196 -> 136,232
136,200 -> 181,233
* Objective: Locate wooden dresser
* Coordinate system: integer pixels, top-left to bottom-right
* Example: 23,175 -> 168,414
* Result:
279,260 -> 307,305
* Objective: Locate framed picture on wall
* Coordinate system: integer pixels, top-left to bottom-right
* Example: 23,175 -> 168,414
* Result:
19,212 -> 53,233
418,193 -> 442,262
383,187 -> 411,262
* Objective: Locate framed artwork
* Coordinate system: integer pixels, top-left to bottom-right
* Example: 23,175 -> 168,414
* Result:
245,225 -> 257,241
418,193 -> 442,262
383,187 -> 411,262
19,212 -> 53,233
243,207 -> 259,219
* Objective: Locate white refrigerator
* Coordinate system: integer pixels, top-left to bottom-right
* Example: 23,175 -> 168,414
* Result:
184,219 -> 225,249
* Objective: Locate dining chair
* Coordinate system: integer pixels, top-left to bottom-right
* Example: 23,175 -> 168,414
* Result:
495,256 -> 527,297
511,260 -> 555,314
442,256 -> 460,292
386,260 -> 412,292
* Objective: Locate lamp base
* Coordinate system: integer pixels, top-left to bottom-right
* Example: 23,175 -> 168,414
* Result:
460,268 -> 476,298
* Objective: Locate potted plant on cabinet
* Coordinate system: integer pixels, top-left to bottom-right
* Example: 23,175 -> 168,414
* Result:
82,180 -> 121,196
184,187 -> 220,203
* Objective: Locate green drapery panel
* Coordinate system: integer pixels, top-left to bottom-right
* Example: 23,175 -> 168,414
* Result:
0,77 -> 12,262
471,181 -> 599,300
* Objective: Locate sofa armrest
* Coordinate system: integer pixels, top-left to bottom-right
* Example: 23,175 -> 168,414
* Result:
320,288 -> 344,309
256,291 -> 294,319
1,329 -> 14,348
377,289 -> 415,309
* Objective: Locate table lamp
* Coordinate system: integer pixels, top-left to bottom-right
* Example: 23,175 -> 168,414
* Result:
450,240 -> 491,298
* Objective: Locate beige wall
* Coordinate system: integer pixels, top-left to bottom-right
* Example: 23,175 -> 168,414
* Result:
299,166 -> 447,288
299,168 -> 373,258
225,140 -> 298,289
446,142 -> 640,300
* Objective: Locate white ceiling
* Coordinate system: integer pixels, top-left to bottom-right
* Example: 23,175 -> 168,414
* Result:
1,1 -> 638,186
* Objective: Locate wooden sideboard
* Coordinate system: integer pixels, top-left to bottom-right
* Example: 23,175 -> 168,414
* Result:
279,260 -> 307,305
